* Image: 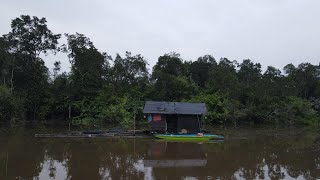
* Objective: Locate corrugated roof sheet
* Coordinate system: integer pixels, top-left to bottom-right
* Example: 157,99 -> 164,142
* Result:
143,101 -> 207,115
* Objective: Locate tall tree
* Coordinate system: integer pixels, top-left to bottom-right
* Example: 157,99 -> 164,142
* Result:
283,63 -> 320,98
262,66 -> 284,97
110,51 -> 149,96
3,15 -> 61,58
236,60 -> 263,121
189,55 -> 216,88
237,59 -> 262,103
207,58 -> 239,96
0,37 -> 12,88
2,15 -> 61,120
63,33 -> 109,99
151,52 -> 197,101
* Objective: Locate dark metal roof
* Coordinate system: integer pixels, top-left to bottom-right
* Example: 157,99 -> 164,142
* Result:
143,101 -> 207,115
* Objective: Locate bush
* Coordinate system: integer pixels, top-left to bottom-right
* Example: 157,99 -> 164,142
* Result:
0,85 -> 24,124
269,97 -> 319,127
188,93 -> 229,124
71,94 -> 143,129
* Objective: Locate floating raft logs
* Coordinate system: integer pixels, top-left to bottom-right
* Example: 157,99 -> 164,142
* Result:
35,130 -> 150,138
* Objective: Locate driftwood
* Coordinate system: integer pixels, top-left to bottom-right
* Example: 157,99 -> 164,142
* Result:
35,131 -> 150,138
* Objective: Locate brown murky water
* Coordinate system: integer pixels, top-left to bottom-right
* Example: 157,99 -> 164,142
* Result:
0,128 -> 319,180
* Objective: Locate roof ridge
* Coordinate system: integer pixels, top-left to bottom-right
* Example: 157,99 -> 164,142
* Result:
143,101 -> 207,115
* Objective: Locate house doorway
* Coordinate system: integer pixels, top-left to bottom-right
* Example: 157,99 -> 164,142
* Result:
166,115 -> 178,133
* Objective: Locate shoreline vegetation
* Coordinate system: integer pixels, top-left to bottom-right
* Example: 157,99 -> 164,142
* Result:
0,15 -> 320,129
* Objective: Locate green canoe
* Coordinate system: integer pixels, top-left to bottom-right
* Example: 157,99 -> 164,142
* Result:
154,134 -> 224,142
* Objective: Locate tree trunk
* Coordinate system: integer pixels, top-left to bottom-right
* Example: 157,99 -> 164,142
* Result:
33,104 -> 37,121
10,68 -> 14,92
69,105 -> 71,120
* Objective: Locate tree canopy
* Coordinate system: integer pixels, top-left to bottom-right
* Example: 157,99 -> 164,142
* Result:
0,15 -> 319,128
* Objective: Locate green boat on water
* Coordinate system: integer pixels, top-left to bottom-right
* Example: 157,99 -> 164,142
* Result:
154,134 -> 224,142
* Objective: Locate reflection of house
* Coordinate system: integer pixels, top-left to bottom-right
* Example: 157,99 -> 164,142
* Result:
143,142 -> 207,168
143,101 -> 207,133
144,159 -> 207,168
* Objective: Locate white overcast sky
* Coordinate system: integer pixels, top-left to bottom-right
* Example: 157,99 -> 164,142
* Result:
1,0 -> 320,73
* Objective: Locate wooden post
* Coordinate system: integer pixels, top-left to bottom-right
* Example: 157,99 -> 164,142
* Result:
68,105 -> 71,131
133,111 -> 136,136
68,105 -> 71,119
6,151 -> 8,176
197,115 -> 201,132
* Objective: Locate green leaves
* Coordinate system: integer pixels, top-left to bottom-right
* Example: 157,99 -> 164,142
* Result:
267,97 -> 320,127
0,15 -> 62,121
71,94 -> 142,128
4,15 -> 61,57
150,53 -> 197,101
110,52 -> 149,96
0,85 -> 24,124
188,93 -> 229,124
64,33 -> 108,99
0,14 -> 320,129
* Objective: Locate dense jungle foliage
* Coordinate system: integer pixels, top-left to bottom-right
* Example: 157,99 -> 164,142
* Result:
0,15 -> 319,128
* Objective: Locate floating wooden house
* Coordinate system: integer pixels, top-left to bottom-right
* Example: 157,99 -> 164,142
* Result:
143,101 -> 207,133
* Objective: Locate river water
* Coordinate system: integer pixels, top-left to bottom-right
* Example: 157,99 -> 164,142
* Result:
0,128 -> 319,179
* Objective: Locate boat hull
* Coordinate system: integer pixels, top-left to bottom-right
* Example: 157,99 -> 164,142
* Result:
154,134 -> 224,142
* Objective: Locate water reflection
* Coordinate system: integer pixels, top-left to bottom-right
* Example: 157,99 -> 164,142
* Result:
144,142 -> 207,168
0,129 -> 319,179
